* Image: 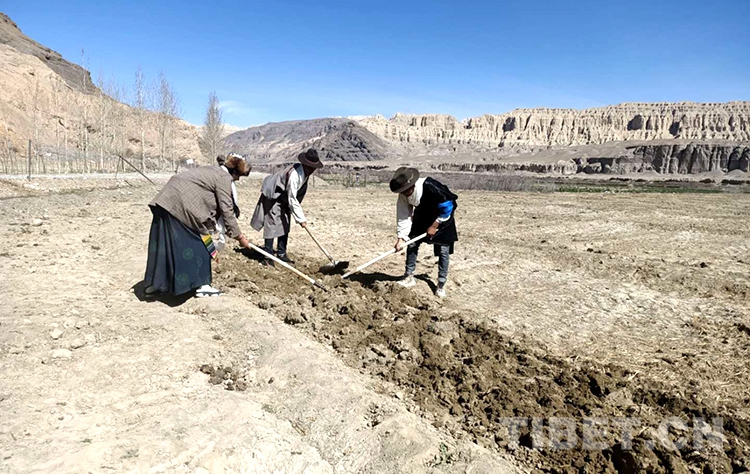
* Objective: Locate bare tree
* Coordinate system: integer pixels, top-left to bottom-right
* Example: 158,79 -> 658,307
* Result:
134,66 -> 147,170
30,76 -> 42,173
95,70 -> 114,171
105,77 -> 126,171
200,92 -> 224,162
79,49 -> 90,173
156,72 -> 180,170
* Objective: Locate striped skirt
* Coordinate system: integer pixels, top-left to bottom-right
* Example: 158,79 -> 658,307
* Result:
144,205 -> 213,296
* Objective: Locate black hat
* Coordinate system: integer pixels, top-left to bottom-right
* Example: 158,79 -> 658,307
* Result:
297,148 -> 323,169
389,167 -> 419,193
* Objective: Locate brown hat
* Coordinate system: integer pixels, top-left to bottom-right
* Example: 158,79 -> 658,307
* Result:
298,148 -> 323,169
389,167 -> 419,193
225,154 -> 251,176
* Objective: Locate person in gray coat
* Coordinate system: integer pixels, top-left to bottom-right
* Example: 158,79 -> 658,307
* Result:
145,155 -> 252,297
250,149 -> 323,266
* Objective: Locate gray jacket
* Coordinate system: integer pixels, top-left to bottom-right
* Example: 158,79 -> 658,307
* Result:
250,164 -> 308,239
151,166 -> 241,238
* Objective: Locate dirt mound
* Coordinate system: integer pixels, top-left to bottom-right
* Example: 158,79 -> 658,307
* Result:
214,249 -> 749,473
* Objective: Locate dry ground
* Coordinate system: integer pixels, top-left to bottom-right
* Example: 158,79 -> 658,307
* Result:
0,175 -> 748,473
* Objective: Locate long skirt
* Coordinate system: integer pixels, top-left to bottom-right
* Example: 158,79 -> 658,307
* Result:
144,205 -> 212,295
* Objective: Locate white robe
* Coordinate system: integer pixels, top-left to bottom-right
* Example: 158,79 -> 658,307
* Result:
396,178 -> 425,240
214,165 -> 239,250
287,164 -> 308,224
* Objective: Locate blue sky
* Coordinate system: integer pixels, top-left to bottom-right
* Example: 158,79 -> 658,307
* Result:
4,0 -> 749,128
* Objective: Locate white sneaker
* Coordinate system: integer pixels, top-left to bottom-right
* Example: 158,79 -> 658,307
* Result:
196,285 -> 222,297
397,275 -> 416,288
435,285 -> 446,298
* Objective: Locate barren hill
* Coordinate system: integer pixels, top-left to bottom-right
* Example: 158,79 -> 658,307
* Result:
223,118 -> 392,162
0,13 -> 96,94
355,102 -> 750,150
0,13 -> 201,173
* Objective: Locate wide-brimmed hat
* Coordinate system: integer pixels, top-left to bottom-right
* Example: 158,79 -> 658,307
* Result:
225,154 -> 251,176
389,167 -> 419,193
298,148 -> 323,169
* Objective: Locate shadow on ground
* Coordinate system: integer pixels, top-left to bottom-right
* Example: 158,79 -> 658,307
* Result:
132,280 -> 194,307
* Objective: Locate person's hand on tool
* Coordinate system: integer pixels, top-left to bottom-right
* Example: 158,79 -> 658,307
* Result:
300,221 -> 307,229
237,234 -> 250,249
426,221 -> 440,238
394,238 -> 406,252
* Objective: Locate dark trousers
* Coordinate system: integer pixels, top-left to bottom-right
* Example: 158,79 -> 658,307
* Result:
405,241 -> 450,286
264,234 -> 288,257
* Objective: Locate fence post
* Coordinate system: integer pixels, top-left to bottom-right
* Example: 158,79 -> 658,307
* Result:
27,139 -> 31,180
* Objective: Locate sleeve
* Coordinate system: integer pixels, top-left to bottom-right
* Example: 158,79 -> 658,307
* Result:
288,167 -> 306,223
396,194 -> 413,240
436,200 -> 454,223
216,177 -> 242,238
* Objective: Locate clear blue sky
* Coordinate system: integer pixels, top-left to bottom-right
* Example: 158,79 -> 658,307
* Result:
4,0 -> 749,128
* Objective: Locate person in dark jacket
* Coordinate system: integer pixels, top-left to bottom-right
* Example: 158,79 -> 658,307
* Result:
390,167 -> 458,298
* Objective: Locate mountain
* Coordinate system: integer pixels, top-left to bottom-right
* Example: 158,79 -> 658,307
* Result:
353,102 -> 750,150
223,118 -> 391,162
0,13 -> 201,171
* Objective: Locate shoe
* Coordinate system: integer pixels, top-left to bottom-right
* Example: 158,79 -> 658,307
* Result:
397,275 -> 416,288
261,258 -> 275,267
436,284 -> 446,298
144,285 -> 160,298
195,285 -> 222,297
277,254 -> 295,264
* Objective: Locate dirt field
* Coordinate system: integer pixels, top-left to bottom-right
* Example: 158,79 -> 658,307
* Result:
1,175 -> 749,473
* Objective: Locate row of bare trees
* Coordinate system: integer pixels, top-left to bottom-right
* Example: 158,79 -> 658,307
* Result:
0,54 -> 190,175
0,52 -> 233,176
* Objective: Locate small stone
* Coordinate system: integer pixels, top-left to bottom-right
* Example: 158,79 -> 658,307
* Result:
199,364 -> 213,374
235,381 -> 247,391
50,349 -> 72,360
212,334 -> 223,341
68,338 -> 86,350
268,377 -> 274,384
31,219 -> 43,227
75,320 -> 88,329
50,329 -> 64,340
84,334 -> 96,344
208,374 -> 223,385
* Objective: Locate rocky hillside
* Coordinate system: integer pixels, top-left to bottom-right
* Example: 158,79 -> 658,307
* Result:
431,141 -> 750,176
0,13 -> 96,95
223,118 -> 391,162
355,103 -> 750,149
0,13 -> 201,172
